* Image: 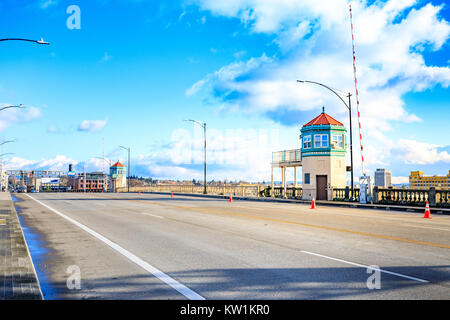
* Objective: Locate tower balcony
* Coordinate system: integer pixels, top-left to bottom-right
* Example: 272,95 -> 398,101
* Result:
272,149 -> 302,168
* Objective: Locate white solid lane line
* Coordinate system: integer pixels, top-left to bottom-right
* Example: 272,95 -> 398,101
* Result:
26,194 -> 204,300
300,250 -> 429,283
142,213 -> 164,219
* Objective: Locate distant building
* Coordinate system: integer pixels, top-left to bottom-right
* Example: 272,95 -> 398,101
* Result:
374,168 -> 392,187
0,170 -> 8,192
409,171 -> 450,189
68,172 -> 107,192
110,161 -> 127,189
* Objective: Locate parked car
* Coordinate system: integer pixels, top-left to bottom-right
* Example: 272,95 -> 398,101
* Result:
16,186 -> 27,193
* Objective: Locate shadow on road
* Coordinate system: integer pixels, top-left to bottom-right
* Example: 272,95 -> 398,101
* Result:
35,265 -> 450,300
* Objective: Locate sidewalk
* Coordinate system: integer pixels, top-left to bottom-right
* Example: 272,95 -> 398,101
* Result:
0,192 -> 42,300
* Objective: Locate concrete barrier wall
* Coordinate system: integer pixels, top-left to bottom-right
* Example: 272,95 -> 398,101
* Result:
117,185 -> 261,197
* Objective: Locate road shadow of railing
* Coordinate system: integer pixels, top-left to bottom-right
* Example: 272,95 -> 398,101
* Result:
39,265 -> 450,300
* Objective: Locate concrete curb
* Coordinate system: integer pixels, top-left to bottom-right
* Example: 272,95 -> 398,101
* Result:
125,191 -> 450,215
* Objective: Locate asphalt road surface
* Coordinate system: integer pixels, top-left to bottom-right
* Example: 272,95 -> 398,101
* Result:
13,192 -> 450,300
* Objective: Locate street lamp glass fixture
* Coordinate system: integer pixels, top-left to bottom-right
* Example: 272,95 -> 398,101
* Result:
36,38 -> 50,45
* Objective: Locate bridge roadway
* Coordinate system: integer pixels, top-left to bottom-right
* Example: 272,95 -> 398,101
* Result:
13,192 -> 450,299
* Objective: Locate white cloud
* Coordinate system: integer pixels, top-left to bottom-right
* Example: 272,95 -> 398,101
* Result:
99,52 -> 112,63
186,79 -> 206,96
4,155 -> 76,172
0,104 -> 42,132
179,10 -> 186,21
391,176 -> 409,184
78,119 -> 108,132
47,125 -> 60,133
40,0 -> 58,10
3,156 -> 112,173
233,50 -> 247,59
396,139 -> 450,165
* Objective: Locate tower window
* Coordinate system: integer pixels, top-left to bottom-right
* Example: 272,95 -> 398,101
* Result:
332,135 -> 343,148
303,135 -> 311,149
304,173 -> 310,184
314,134 -> 329,148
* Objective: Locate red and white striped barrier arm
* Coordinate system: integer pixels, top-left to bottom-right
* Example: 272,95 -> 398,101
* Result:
349,4 -> 366,176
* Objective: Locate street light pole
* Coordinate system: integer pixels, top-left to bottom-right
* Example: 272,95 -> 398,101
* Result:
184,119 -> 207,194
204,123 -> 206,195
297,80 -> 355,201
347,93 -> 354,201
119,146 -> 131,193
0,153 -> 14,192
0,140 -> 16,192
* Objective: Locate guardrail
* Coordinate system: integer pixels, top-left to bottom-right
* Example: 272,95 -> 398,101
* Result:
260,186 -> 303,198
119,184 -> 450,207
118,185 -> 261,197
332,187 -> 360,201
373,187 -> 449,207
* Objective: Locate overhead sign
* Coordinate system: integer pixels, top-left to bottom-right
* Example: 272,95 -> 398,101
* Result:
42,178 -> 60,184
68,171 -> 76,177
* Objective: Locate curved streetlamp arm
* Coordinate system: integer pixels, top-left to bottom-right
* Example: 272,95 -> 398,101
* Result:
184,119 -> 205,128
0,38 -> 50,45
297,80 -> 350,110
0,140 -> 16,147
0,105 -> 24,112
94,157 -> 112,166
0,153 -> 15,157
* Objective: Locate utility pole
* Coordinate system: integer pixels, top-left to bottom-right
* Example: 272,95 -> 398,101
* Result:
203,123 -> 207,195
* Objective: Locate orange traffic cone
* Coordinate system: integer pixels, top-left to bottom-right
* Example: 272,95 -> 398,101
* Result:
229,194 -> 233,202
310,197 -> 316,209
423,201 -> 431,219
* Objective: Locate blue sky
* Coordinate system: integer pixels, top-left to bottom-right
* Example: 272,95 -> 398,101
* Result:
1,0 -> 449,183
